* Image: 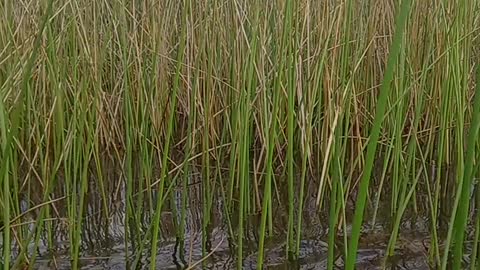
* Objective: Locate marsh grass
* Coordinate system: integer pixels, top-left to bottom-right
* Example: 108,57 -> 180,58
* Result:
1,0 -> 480,269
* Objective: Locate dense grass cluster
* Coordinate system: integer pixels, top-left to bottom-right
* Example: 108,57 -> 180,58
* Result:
1,0 -> 480,269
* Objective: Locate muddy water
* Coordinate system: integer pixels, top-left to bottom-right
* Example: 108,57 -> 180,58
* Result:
29,214 -> 432,269
21,183 -> 434,270
3,160 -> 442,270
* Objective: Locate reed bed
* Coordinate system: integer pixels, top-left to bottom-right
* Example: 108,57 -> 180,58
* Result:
1,0 -> 480,269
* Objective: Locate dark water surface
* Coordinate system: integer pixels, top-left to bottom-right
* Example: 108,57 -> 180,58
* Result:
22,183 -> 434,270
3,160 -> 446,270
28,219 -> 432,269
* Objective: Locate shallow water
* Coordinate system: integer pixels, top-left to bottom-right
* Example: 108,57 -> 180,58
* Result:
1,160 -> 457,270
19,184 -> 435,270
29,225 -> 432,270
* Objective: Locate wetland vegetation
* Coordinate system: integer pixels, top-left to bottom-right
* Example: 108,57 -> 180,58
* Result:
1,0 -> 480,269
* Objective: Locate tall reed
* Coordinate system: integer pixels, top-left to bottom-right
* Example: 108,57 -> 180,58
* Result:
1,0 -> 479,269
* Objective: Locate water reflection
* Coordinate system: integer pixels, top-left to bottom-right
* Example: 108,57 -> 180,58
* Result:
2,158 -> 444,269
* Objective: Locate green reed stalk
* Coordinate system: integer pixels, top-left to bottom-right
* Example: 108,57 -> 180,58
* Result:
327,158 -> 339,270
440,1 -> 475,267
90,5 -> 110,223
237,4 -> 260,267
150,3 -> 187,269
1,153 -> 10,269
296,4 -> 334,254
384,16 -> 437,259
72,121 -> 93,270
115,0 -> 135,262
0,17 -> 11,264
237,102 -> 249,269
1,1 -> 54,268
179,22 -> 199,260
286,11 -> 296,258
472,182 -> 480,270
345,1 -> 412,268
202,6 -> 214,255
448,64 -> 480,270
257,0 -> 293,268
